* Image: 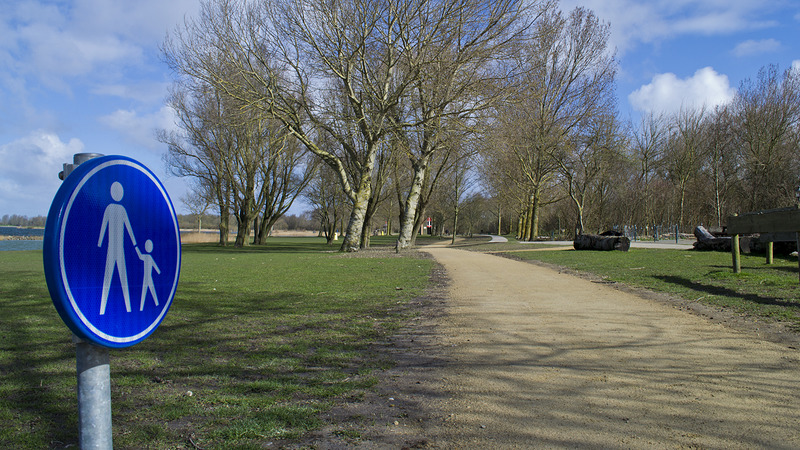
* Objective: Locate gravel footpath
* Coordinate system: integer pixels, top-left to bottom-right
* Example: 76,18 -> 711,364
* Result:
300,241 -> 800,449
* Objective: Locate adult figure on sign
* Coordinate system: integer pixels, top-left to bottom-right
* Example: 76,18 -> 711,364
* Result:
97,181 -> 137,315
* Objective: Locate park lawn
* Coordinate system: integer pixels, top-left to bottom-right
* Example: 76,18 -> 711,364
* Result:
502,245 -> 800,328
0,238 -> 433,449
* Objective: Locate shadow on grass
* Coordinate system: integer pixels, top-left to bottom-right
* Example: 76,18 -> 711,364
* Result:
182,235 -> 411,254
182,240 -> 331,254
1,276 -> 395,448
708,258 -> 799,275
760,264 -> 800,275
1,245 -> 429,448
0,269 -> 78,448
654,275 -> 800,309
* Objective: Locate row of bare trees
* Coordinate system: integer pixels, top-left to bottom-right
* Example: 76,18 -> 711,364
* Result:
483,64 -> 800,239
162,0 -> 556,251
158,76 -> 315,246
160,0 -> 800,249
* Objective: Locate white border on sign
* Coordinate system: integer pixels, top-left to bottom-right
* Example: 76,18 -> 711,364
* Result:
58,159 -> 180,344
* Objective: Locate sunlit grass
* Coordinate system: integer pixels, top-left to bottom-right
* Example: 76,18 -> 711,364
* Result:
0,239 -> 432,448
504,245 -> 800,327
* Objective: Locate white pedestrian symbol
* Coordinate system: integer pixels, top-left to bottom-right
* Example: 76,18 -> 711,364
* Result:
135,239 -> 161,310
97,181 -> 137,315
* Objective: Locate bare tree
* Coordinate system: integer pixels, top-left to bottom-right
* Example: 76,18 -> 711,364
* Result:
252,136 -> 316,244
391,0 -> 544,251
222,103 -> 288,247
702,105 -> 737,226
664,107 -> 707,231
180,182 -> 212,233
629,112 -> 668,230
555,113 -> 625,235
732,64 -> 800,210
164,0 -> 421,252
492,6 -> 615,239
306,163 -> 350,245
479,125 -> 538,238
160,83 -> 234,246
359,141 -> 396,248
447,154 -> 476,243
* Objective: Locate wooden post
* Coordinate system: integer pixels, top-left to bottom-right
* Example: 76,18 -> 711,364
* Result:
727,209 -> 800,283
766,241 -> 774,265
796,232 -> 800,283
732,234 -> 741,273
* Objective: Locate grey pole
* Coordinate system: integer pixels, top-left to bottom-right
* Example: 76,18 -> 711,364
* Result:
59,153 -> 105,180
75,336 -> 112,449
59,153 -> 113,449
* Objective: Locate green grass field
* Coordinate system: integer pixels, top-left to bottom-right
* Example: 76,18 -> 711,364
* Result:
0,238 -> 432,449
4,234 -> 800,448
482,242 -> 800,328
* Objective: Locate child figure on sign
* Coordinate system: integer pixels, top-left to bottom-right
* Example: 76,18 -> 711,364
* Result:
135,239 -> 161,311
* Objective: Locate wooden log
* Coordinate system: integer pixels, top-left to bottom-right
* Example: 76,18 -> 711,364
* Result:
573,234 -> 630,252
692,225 -> 732,251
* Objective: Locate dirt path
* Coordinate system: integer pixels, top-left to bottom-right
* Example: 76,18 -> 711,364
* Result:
407,242 -> 800,448
301,243 -> 800,448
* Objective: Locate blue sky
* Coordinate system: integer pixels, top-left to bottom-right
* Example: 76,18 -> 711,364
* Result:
1,0 -> 799,218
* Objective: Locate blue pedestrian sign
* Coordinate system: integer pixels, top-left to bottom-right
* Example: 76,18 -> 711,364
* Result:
44,155 -> 181,348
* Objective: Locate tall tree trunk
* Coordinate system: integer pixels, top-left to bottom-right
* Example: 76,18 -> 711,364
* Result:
497,205 -> 502,235
567,186 -> 584,237
523,193 -> 534,241
341,181 -> 371,252
218,206 -> 229,246
359,219 -> 371,249
216,184 -> 230,246
325,219 -> 336,244
360,191 -> 381,249
386,204 -> 393,236
253,216 -> 261,244
234,215 -> 251,247
531,185 -> 541,239
678,177 -> 687,232
574,205 -> 584,236
234,194 -> 256,247
713,165 -> 722,227
396,157 -> 429,251
410,202 -> 427,246
451,205 -> 459,244
257,214 -> 281,245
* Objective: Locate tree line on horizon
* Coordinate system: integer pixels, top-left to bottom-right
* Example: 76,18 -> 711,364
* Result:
0,215 -> 47,228
160,0 -> 800,251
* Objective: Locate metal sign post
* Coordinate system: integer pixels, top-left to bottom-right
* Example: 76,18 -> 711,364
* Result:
75,336 -> 112,449
44,154 -> 181,448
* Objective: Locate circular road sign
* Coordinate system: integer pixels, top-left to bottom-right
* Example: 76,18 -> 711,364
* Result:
43,155 -> 181,348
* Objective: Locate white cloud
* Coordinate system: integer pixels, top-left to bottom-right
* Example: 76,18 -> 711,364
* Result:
0,131 -> 84,216
1,1 -> 198,94
732,38 -> 781,57
70,0 -> 201,46
99,106 -> 177,149
792,60 -> 800,73
16,24 -> 143,92
628,67 -> 735,115
557,0 -> 780,55
91,81 -> 171,105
